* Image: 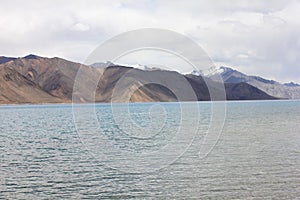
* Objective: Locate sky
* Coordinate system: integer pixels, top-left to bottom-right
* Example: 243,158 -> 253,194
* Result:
0,0 -> 300,83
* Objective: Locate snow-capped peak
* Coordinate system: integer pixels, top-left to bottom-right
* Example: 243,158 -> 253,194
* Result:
188,66 -> 235,77
119,63 -> 163,71
204,66 -> 237,76
130,63 -> 148,70
201,66 -> 225,76
191,69 -> 203,76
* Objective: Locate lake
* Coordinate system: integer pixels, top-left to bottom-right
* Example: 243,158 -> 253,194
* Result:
0,101 -> 299,199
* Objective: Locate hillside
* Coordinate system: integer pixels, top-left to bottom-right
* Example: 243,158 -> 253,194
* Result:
0,55 -> 278,104
205,66 -> 300,99
0,66 -> 63,104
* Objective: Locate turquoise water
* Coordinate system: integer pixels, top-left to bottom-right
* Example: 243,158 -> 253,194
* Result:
0,101 -> 299,199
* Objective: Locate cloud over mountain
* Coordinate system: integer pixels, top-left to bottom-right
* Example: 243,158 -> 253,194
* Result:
0,0 -> 299,83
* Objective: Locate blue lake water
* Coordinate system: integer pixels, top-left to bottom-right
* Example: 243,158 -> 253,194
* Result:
0,101 -> 299,199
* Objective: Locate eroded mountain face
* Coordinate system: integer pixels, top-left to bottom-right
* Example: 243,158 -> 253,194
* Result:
204,66 -> 300,99
0,56 -> 278,104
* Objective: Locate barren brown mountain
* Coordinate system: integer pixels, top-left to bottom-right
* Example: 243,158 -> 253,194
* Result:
0,66 -> 63,104
0,55 -> 277,104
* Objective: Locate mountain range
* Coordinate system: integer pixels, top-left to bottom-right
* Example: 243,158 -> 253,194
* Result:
0,55 -> 294,104
201,66 -> 300,99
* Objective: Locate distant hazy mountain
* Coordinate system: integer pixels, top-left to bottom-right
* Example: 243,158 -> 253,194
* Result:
284,82 -> 300,87
91,62 -> 162,71
90,61 -> 115,68
0,55 -> 277,104
203,66 -> 300,99
0,56 -> 16,65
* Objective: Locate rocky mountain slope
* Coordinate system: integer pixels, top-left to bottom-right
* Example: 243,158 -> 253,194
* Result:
185,74 -> 275,101
1,55 -> 104,102
204,66 -> 300,99
0,55 -> 277,104
0,66 -> 63,104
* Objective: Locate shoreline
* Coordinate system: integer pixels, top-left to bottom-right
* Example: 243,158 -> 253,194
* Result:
0,98 -> 296,107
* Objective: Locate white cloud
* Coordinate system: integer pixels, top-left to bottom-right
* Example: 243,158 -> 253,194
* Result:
0,0 -> 299,83
71,23 -> 90,32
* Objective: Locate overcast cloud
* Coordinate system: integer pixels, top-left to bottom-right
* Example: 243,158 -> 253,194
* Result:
0,0 -> 299,83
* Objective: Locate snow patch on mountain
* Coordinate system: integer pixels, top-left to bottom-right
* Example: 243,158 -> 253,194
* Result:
202,66 -> 226,76
284,82 -> 300,87
189,66 -> 233,77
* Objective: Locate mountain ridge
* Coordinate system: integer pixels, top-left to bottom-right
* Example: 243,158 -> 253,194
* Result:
203,66 -> 300,99
0,55 -> 280,104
